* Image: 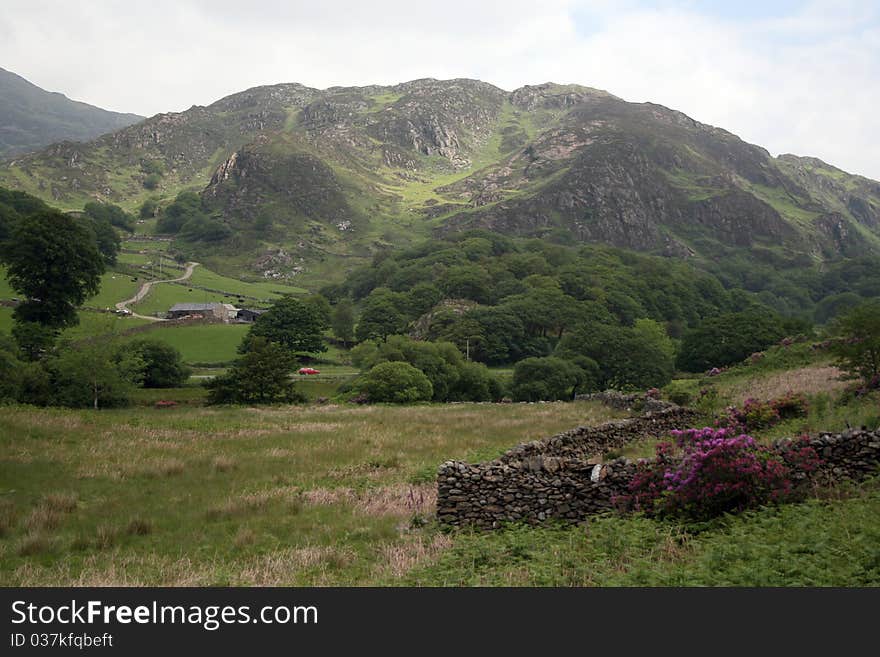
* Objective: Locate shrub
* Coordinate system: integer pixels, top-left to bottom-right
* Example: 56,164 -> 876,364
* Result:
359,361 -> 433,403
770,391 -> 810,420
717,393 -> 810,433
620,428 -> 819,521
510,356 -> 584,402
127,339 -> 190,388
143,173 -> 161,190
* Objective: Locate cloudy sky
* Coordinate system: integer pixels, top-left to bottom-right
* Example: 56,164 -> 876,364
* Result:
2,0 -> 878,178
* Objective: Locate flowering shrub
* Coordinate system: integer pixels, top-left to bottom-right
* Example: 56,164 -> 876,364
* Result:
770,391 -> 809,420
717,393 -> 810,433
619,428 -> 819,521
777,434 -> 824,478
718,398 -> 780,432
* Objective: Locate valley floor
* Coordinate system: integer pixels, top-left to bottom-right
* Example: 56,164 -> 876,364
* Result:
1,397 -> 878,586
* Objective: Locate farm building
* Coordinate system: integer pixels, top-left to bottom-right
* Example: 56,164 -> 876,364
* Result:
167,302 -> 238,321
236,308 -> 267,322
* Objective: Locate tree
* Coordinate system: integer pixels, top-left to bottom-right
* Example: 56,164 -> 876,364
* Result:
127,339 -> 191,388
677,310 -> 787,372
83,213 -> 121,265
331,298 -> 355,346
206,337 -> 303,404
139,198 -> 159,219
302,294 -> 332,327
48,342 -> 140,409
831,300 -> 880,384
355,296 -> 408,342
557,322 -> 674,390
2,209 -> 104,329
83,201 -> 134,232
242,295 -> 327,355
510,356 -> 585,401
359,361 -> 433,403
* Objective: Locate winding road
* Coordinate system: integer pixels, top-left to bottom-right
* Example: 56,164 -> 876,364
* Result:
115,262 -> 200,321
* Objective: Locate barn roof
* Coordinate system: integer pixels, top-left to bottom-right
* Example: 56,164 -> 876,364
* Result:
168,302 -> 221,312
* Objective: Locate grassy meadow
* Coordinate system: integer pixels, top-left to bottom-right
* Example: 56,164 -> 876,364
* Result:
1,392 -> 879,587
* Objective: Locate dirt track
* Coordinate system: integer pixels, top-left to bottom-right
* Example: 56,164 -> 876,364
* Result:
114,262 -> 199,321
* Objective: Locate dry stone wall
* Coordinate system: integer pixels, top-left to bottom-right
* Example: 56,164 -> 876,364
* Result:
437,409 -> 880,528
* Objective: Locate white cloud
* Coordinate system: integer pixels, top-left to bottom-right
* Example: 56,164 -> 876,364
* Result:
0,0 -> 877,178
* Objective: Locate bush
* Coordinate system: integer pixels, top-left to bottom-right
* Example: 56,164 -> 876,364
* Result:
717,393 -> 809,433
359,361 -> 433,403
127,339 -> 190,388
205,337 -> 303,405
619,428 -> 820,521
510,356 -> 585,401
143,173 -> 161,190
677,310 -> 788,372
770,391 -> 810,420
830,300 -> 880,385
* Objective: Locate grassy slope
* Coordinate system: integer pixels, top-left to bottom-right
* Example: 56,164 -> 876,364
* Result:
0,401 -> 620,586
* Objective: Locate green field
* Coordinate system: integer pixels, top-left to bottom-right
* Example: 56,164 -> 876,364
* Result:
186,267 -> 306,300
121,323 -> 251,364
84,272 -> 142,310
1,394 -> 878,587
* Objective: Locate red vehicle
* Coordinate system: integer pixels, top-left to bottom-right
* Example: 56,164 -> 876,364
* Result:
297,367 -> 321,375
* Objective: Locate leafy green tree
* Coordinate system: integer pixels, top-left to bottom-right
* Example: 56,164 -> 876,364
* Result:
355,296 -> 408,342
157,191 -> 203,234
242,295 -> 327,355
12,321 -> 58,361
48,342 -> 139,409
557,322 -> 674,390
359,361 -> 433,403
206,337 -> 303,404
466,307 -> 526,364
677,310 -> 787,372
405,282 -> 443,317
83,202 -> 134,231
127,339 -> 191,388
143,173 -> 161,190
447,361 -> 498,402
831,301 -> 880,383
440,265 -> 493,303
302,294 -> 332,327
633,318 -> 677,362
511,356 -> 584,401
83,213 -> 121,265
139,198 -> 159,219
2,210 -> 104,329
331,298 -> 355,346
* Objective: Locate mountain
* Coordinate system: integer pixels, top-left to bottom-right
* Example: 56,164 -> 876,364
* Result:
1,77 -> 878,285
0,67 -> 143,158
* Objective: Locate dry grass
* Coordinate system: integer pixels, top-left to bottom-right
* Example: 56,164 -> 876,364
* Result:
17,533 -> 51,557
303,483 -> 436,518
126,518 -> 153,536
206,487 -> 301,520
24,507 -> 62,532
211,456 -> 237,473
43,492 -> 78,513
233,527 -> 256,548
230,546 -> 357,585
0,502 -> 18,537
376,533 -> 453,580
725,366 -> 848,405
94,525 -> 119,550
